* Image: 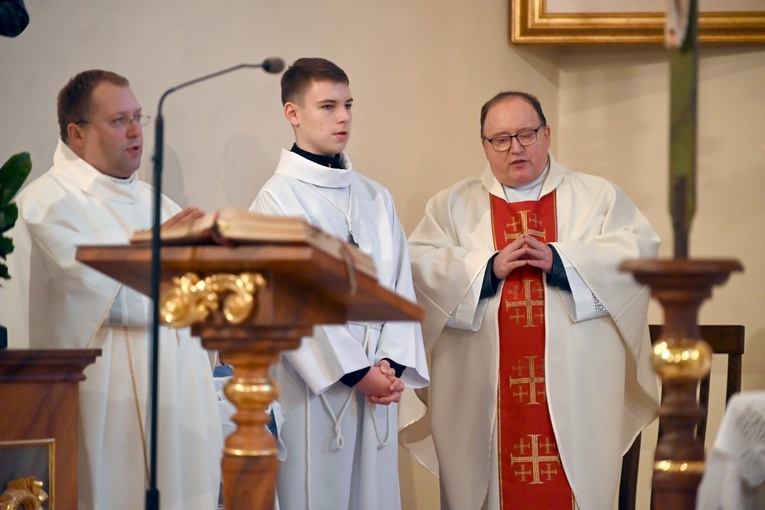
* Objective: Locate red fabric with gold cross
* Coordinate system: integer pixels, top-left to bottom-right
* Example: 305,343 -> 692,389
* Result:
490,191 -> 575,509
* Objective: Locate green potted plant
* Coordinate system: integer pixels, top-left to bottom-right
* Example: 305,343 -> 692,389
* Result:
0,152 -> 32,348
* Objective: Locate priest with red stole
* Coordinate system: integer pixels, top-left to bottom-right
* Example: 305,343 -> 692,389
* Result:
407,91 -> 660,510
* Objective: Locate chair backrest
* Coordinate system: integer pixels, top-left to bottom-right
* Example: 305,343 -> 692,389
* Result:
617,324 -> 745,510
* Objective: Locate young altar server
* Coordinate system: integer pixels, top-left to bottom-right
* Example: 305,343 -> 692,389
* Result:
249,57 -> 429,510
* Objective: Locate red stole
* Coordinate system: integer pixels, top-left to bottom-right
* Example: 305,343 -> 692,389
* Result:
491,191 -> 574,509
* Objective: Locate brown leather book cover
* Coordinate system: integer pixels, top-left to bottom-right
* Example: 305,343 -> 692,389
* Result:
130,209 -> 377,278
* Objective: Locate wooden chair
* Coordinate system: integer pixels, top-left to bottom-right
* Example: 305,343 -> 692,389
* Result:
617,324 -> 746,510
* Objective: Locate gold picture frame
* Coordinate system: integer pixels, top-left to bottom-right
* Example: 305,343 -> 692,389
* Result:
511,0 -> 765,44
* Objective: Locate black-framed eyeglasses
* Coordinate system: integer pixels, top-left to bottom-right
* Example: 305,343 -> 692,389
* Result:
482,123 -> 545,152
75,113 -> 152,129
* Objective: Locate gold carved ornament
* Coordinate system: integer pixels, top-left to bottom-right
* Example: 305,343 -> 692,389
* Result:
651,334 -> 712,475
652,336 -> 713,381
159,272 -> 267,328
0,477 -> 48,510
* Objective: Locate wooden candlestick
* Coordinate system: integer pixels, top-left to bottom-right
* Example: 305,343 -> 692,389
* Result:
620,258 -> 742,509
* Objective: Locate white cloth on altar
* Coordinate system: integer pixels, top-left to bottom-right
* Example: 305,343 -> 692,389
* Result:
697,391 -> 765,510
1,140 -> 222,510
407,153 -> 660,510
249,148 -> 429,510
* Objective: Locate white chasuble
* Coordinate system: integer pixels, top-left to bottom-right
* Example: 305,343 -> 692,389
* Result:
407,153 -> 660,510
249,149 -> 429,510
1,141 -> 222,510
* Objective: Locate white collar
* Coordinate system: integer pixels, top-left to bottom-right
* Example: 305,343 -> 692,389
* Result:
51,140 -> 141,203
275,148 -> 356,188
502,162 -> 549,202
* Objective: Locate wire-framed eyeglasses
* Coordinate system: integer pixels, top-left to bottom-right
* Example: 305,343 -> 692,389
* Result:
483,123 -> 545,152
75,113 -> 152,129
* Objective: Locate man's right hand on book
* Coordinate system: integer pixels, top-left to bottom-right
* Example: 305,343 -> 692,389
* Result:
162,206 -> 205,229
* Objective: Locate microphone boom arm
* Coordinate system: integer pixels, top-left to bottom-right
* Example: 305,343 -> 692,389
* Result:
145,57 -> 283,510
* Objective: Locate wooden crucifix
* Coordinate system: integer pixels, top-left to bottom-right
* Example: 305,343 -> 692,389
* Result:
667,0 -> 697,258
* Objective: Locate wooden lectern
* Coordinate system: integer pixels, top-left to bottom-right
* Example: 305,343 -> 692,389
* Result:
76,233 -> 423,510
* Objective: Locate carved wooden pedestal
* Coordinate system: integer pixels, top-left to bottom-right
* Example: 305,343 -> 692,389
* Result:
200,329 -> 301,510
0,349 -> 100,510
620,258 -> 742,510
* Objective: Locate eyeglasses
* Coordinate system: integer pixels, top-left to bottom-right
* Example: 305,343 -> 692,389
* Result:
75,113 -> 152,129
482,123 -> 545,152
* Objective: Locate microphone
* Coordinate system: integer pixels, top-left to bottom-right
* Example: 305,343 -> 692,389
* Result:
262,57 -> 285,74
145,58 -> 284,510
156,58 -> 285,99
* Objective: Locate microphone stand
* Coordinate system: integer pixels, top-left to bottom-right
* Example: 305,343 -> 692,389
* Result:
146,60 -> 283,510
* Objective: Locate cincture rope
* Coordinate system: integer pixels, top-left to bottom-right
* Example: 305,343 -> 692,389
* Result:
307,183 -> 357,246
124,326 -> 151,483
306,383 -> 312,510
304,322 -> 392,509
84,284 -> 121,349
84,284 -> 158,485
370,398 -> 393,447
358,323 -> 393,449
338,243 -> 358,296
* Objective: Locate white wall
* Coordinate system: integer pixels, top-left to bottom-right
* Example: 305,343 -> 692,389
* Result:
0,0 -> 559,229
2,1 -> 763,509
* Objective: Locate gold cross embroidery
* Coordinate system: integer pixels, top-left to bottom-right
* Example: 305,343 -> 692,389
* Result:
510,434 -> 561,485
514,436 -> 531,455
508,355 -> 545,405
504,279 -> 545,328
508,309 -> 525,325
507,283 -> 522,300
514,463 -> 533,483
504,210 -> 547,243
512,386 -> 530,402
506,216 -> 520,233
539,436 -> 556,455
540,463 -> 559,482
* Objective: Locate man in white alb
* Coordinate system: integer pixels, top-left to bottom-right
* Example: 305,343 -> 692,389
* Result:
0,70 -> 222,510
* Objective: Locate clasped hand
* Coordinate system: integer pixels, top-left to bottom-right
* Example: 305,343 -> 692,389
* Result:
356,359 -> 405,405
492,233 -> 553,280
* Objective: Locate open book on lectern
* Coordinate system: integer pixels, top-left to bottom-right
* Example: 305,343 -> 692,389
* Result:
129,208 -> 377,278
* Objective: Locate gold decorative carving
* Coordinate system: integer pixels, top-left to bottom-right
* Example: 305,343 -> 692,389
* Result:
652,337 -> 713,380
654,459 -> 706,475
160,272 -> 266,328
223,375 -> 279,457
0,477 -> 48,510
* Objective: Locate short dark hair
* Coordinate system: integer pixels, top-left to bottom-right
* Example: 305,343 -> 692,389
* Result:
57,70 -> 130,143
280,58 -> 349,106
480,91 -> 547,137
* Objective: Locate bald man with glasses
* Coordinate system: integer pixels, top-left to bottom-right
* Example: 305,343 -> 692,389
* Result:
407,91 -> 660,510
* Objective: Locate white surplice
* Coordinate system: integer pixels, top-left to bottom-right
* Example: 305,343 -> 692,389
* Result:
249,148 -> 429,510
0,140 -> 222,510
407,153 -> 660,510
697,391 -> 765,510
